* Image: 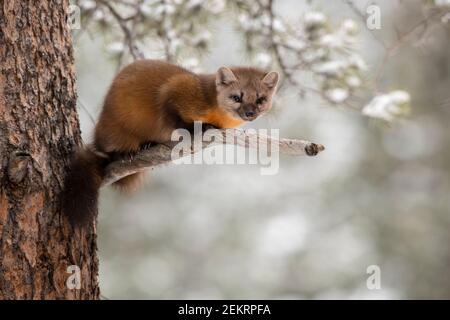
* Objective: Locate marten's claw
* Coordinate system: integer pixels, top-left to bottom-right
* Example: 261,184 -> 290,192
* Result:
127,152 -> 135,161
140,142 -> 153,150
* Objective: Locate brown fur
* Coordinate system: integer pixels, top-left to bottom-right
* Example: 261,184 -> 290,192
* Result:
61,147 -> 106,227
61,59 -> 279,227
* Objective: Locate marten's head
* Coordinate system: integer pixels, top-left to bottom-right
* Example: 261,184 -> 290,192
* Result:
215,66 -> 279,121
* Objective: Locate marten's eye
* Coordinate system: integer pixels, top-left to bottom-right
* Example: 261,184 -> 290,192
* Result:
256,97 -> 267,105
230,94 -> 242,103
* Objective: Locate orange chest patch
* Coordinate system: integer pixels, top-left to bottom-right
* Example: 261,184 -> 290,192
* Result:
200,108 -> 244,129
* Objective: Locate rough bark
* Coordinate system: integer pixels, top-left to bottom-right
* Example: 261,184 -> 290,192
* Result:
0,0 -> 99,299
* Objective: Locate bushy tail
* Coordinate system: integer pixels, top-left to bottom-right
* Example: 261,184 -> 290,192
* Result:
61,147 -> 108,228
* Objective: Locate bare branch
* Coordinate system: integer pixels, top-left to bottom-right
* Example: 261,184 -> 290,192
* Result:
97,0 -> 144,61
101,129 -> 325,187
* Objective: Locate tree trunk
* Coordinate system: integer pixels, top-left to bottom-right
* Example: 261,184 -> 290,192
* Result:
0,0 -> 99,299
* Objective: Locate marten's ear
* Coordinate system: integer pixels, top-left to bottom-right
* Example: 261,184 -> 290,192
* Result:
216,67 -> 238,86
262,71 -> 279,89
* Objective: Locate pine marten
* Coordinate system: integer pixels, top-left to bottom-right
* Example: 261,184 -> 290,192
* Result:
61,59 -> 279,227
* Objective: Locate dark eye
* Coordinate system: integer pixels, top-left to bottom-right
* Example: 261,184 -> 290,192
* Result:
230,95 -> 242,103
256,97 -> 266,105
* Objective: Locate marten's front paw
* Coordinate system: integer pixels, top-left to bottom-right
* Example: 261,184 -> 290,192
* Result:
126,151 -> 136,161
140,142 -> 153,150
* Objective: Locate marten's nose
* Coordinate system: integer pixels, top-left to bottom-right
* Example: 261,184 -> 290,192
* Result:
241,104 -> 258,121
245,110 -> 256,118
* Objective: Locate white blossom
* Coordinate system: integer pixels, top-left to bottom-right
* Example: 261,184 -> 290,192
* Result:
304,11 -> 327,28
346,76 -> 362,88
106,41 -> 124,55
92,9 -> 105,21
166,29 -> 177,40
313,60 -> 348,76
152,5 -> 165,20
139,4 -> 153,17
238,14 -> 257,31
163,3 -> 176,15
434,0 -> 450,8
441,13 -> 450,24
260,13 -> 272,28
254,53 -> 272,68
181,57 -> 200,70
187,0 -> 205,10
341,19 -> 359,36
80,0 -> 96,10
273,18 -> 287,33
206,0 -> 226,14
348,54 -> 368,71
389,90 -> 411,105
325,88 -> 349,103
301,47 -> 327,63
169,38 -> 182,54
362,91 -> 411,121
319,34 -> 344,49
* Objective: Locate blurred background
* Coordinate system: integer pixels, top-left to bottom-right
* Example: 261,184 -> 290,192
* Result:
73,0 -> 450,299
